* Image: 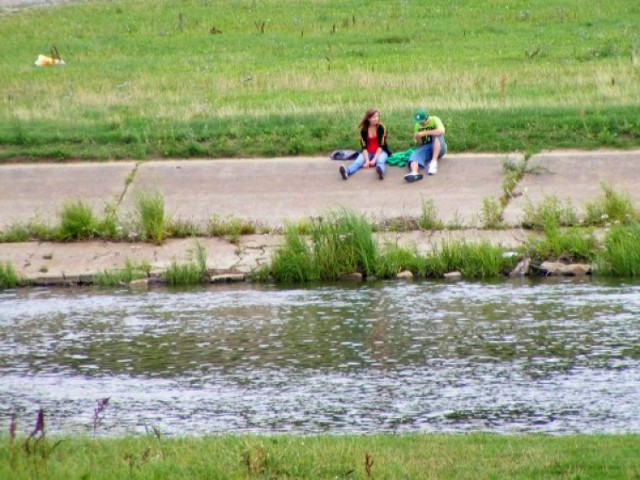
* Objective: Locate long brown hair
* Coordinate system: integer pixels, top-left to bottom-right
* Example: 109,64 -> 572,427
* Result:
358,108 -> 379,131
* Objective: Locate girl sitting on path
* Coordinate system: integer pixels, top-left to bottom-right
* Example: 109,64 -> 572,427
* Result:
339,108 -> 391,181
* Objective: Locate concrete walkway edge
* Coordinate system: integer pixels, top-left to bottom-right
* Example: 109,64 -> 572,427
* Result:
1,150 -> 639,286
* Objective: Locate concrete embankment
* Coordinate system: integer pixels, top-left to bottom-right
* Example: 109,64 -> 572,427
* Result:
1,150 -> 639,285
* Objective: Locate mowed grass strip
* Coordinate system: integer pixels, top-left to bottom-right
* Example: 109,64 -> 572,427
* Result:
2,433 -> 640,479
1,0 -> 639,160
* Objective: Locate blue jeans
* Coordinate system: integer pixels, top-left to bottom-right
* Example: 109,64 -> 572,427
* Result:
408,135 -> 446,169
347,151 -> 389,176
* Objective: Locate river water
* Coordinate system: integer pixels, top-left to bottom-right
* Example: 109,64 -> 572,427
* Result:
1,278 -> 639,437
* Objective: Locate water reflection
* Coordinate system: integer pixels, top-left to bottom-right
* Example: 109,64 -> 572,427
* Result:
1,278 -> 639,436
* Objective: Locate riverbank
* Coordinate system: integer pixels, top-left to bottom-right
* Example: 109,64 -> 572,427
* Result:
0,229 -> 530,287
1,151 -> 640,286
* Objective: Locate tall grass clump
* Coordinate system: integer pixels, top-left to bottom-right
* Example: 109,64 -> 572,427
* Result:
269,224 -> 317,283
424,241 -> 513,279
56,200 -> 121,241
58,200 -> 97,241
596,222 -> 640,276
521,195 -> 578,229
418,199 -> 444,230
268,210 -> 377,282
480,196 -> 503,229
311,209 -> 377,280
163,241 -> 208,286
94,260 -> 150,287
95,204 -> 120,239
0,262 -> 19,289
521,216 -> 598,263
585,183 -> 638,226
135,191 -> 166,244
375,242 -> 424,278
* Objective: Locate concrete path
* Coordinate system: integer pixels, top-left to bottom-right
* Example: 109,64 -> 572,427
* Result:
1,150 -> 639,285
121,154 -> 519,229
1,153 -> 520,230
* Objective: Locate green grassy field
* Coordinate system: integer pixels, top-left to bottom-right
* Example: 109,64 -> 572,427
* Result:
3,433 -> 640,479
1,0 -> 639,160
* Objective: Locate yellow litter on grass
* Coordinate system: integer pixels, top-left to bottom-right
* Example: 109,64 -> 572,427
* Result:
34,46 -> 66,67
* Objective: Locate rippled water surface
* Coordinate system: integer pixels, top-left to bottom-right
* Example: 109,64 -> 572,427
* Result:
1,278 -> 639,436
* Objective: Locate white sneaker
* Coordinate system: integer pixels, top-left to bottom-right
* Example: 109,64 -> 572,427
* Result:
428,160 -> 438,175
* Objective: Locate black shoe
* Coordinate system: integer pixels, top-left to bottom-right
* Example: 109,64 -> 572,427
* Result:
404,172 -> 423,183
339,165 -> 348,180
376,165 -> 384,180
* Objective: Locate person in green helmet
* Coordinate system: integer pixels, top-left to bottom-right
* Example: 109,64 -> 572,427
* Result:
404,108 -> 447,183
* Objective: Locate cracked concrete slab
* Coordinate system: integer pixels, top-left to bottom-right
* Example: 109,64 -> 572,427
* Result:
0,236 -> 272,284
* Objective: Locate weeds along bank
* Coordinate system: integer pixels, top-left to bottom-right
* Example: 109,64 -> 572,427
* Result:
3,430 -> 640,479
1,0 -> 639,160
2,186 -> 640,289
